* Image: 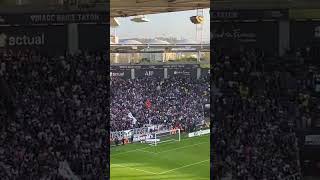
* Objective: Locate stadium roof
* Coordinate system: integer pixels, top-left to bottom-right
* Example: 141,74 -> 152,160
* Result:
119,39 -> 142,44
0,0 -> 106,13
213,0 -> 320,10
176,39 -> 197,44
111,0 -> 210,17
148,39 -> 170,44
2,1 -> 320,14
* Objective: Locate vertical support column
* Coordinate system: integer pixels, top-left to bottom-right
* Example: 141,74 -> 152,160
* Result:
164,68 -> 168,79
163,53 -> 166,62
197,68 -> 201,79
279,20 -> 290,56
197,51 -> 201,62
129,54 -> 132,64
131,69 -> 135,79
68,23 -> 79,55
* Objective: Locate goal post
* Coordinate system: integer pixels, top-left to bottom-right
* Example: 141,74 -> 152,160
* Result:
147,129 -> 181,146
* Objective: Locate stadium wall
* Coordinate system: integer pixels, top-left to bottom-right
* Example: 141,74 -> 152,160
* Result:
0,12 -> 108,55
211,20 -> 279,56
0,12 -> 107,25
211,9 -> 320,57
0,25 -> 67,55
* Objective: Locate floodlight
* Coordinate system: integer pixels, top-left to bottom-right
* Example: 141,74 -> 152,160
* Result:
131,15 -> 150,23
190,16 -> 204,24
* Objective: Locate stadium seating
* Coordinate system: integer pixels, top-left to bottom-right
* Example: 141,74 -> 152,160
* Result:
212,47 -> 320,179
110,76 -> 210,132
0,50 -> 108,179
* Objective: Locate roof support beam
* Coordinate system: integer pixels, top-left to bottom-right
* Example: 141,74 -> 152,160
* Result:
111,0 -> 209,17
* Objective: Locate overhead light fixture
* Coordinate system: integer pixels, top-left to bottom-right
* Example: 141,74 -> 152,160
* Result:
190,16 -> 204,24
131,15 -> 150,23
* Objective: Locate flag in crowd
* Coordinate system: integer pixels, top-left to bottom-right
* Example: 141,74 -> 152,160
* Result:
145,99 -> 152,109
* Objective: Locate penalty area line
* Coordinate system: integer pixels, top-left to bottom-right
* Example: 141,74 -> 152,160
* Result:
157,142 -> 208,154
112,146 -> 151,156
111,134 -> 209,157
158,159 -> 209,175
111,159 -> 210,176
111,163 -> 158,175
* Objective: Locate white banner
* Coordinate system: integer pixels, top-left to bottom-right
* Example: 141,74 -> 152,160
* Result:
146,138 -> 160,143
133,134 -> 146,142
128,112 -> 137,125
188,129 -> 210,138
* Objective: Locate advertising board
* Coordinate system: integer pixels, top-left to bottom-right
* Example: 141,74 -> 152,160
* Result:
0,25 -> 67,54
212,21 -> 279,56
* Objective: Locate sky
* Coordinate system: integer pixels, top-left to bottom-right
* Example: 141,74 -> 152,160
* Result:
112,8 -> 210,42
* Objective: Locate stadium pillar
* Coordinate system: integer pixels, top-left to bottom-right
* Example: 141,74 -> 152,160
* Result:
197,68 -> 201,79
67,23 -> 79,55
131,69 -> 135,79
163,53 -> 166,62
164,68 -> 168,79
278,20 -> 290,56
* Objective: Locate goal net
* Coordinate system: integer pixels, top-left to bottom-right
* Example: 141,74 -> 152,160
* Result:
146,129 -> 181,146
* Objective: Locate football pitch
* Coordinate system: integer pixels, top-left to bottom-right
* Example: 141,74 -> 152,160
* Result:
110,134 -> 210,180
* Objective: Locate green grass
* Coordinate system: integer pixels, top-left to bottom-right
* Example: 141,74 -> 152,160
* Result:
111,134 -> 210,180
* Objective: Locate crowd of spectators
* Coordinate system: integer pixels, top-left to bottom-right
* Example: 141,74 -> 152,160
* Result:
3,45 -> 319,179
110,76 -> 210,132
212,48 -> 320,179
0,50 -> 108,179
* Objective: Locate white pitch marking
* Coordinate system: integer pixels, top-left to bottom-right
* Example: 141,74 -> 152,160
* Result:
112,159 -> 210,176
137,149 -> 158,155
158,159 -> 209,175
156,142 -> 207,154
133,141 -> 207,155
111,163 -> 158,175
112,146 -> 151,156
112,134 -> 209,157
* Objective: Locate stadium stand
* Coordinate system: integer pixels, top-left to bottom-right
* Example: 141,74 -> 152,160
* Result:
212,46 -> 320,179
110,76 -> 210,132
0,50 -> 108,179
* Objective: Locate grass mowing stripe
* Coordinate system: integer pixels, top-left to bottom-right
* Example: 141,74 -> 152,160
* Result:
158,159 -> 209,175
111,163 -> 158,175
137,149 -> 158,155
111,134 -> 209,179
112,134 -> 209,156
112,159 -> 210,175
155,142 -> 207,154
112,146 -> 150,156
